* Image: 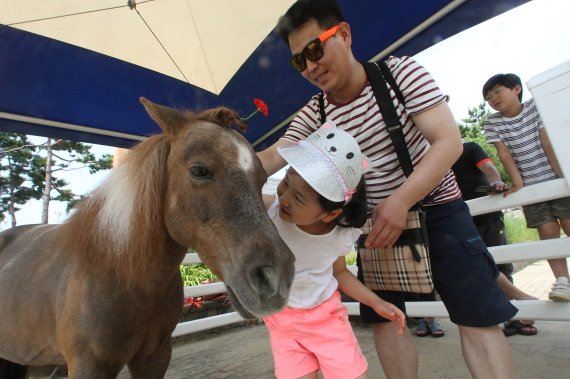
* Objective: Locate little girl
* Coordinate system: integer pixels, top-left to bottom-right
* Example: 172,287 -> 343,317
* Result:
262,122 -> 405,379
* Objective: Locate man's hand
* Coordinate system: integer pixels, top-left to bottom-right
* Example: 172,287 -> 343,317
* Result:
365,197 -> 408,248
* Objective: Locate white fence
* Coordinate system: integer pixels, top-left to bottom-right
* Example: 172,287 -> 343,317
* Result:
173,61 -> 570,337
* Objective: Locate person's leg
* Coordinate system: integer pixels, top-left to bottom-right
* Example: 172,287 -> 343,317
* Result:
497,272 -> 538,335
373,322 -> 418,379
427,200 -> 517,376
559,217 -> 570,237
297,372 -> 319,379
458,325 -> 516,379
536,222 -> 569,278
497,272 -> 537,300
475,213 -> 514,283
414,292 -> 444,337
524,201 -> 570,301
496,263 -> 514,283
356,247 -> 419,378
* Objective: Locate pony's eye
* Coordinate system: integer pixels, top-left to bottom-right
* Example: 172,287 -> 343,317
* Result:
189,165 -> 213,180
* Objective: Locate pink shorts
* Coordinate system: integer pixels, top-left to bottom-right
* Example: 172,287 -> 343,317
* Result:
263,291 -> 368,379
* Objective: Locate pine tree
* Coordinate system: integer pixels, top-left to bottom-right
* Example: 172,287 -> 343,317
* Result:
457,102 -> 509,184
0,133 -> 113,227
0,133 -> 43,227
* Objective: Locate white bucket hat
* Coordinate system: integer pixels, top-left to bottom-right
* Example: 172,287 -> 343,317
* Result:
277,121 -> 372,203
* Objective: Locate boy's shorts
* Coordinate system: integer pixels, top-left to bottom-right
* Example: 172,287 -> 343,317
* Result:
357,199 -> 517,327
263,291 -> 367,379
522,196 -> 570,228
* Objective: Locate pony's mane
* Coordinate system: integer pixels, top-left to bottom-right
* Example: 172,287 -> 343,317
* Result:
57,133 -> 170,280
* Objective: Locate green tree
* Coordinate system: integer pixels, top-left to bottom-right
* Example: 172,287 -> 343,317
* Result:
0,133 -> 44,226
458,102 -> 510,184
1,133 -> 113,227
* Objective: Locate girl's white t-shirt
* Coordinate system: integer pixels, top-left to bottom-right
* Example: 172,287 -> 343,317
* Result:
267,196 -> 361,309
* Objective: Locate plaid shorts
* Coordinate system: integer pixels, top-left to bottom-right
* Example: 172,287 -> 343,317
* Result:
522,196 -> 570,228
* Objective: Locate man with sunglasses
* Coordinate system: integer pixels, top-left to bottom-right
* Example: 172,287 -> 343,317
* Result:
258,0 -> 518,378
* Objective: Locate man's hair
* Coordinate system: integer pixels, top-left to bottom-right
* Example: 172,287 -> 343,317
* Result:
482,73 -> 523,101
276,0 -> 345,46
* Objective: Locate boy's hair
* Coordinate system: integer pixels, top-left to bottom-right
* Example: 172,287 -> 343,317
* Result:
482,73 -> 523,101
319,178 -> 368,229
276,0 -> 345,46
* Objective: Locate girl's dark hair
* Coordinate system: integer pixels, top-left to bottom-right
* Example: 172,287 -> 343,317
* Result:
276,0 -> 345,46
318,177 -> 368,228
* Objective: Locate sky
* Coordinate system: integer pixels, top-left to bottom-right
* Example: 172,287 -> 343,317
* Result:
4,0 -> 570,229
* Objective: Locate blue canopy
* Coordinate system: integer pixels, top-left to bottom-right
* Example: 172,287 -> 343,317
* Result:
0,0 -> 530,150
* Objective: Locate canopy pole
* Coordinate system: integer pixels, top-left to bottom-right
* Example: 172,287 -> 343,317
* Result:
371,0 -> 467,61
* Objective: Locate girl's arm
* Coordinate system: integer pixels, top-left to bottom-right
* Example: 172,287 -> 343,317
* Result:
493,141 -> 523,197
333,257 -> 405,335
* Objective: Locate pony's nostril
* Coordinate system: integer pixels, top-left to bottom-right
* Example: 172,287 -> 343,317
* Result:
249,265 -> 278,295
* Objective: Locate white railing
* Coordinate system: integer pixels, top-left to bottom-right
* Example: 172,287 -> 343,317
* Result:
173,61 -> 570,336
174,181 -> 570,337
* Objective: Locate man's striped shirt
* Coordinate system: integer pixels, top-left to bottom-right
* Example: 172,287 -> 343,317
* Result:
281,56 -> 461,210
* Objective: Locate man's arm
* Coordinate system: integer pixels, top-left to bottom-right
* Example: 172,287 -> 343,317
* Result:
365,101 -> 462,248
257,139 -> 290,177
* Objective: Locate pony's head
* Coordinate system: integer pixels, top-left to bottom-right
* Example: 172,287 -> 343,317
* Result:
139,97 -> 295,318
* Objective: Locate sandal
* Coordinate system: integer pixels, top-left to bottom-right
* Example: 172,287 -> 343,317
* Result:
428,319 -> 445,337
502,320 -> 518,337
503,320 -> 538,336
415,319 -> 429,337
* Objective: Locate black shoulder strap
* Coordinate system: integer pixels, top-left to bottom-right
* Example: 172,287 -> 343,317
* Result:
318,91 -> 326,124
362,60 -> 414,178
377,60 -> 405,106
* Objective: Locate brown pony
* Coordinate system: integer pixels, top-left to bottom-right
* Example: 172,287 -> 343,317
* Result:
0,98 -> 295,378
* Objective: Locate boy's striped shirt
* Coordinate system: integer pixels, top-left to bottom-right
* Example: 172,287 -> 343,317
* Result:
484,98 -> 556,186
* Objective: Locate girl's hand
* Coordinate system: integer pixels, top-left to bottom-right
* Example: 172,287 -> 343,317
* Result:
371,300 -> 406,336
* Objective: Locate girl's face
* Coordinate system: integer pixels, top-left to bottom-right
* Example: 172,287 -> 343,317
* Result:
276,168 -> 340,234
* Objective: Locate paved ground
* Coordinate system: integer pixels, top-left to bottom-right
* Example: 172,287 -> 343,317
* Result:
116,259 -> 570,379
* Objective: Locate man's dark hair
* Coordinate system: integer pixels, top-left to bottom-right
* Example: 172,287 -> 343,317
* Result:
482,73 -> 523,101
276,0 -> 345,46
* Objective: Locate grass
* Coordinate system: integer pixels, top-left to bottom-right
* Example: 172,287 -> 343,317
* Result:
180,212 -> 544,287
504,213 -> 539,243
180,264 -> 217,287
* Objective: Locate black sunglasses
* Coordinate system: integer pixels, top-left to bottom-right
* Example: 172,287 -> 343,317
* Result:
289,25 -> 339,72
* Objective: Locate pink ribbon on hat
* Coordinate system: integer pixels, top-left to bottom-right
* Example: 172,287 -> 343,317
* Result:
297,140 -> 355,202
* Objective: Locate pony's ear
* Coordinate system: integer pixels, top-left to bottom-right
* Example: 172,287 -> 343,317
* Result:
140,97 -> 187,136
199,107 -> 248,132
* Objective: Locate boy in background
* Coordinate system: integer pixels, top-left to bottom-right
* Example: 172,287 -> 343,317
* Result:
482,73 -> 570,301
